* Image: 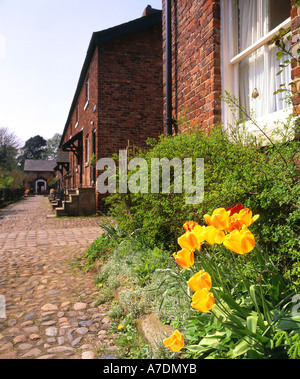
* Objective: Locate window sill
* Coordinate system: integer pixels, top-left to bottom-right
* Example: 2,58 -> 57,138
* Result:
75,121 -> 79,129
84,100 -> 89,111
241,107 -> 295,144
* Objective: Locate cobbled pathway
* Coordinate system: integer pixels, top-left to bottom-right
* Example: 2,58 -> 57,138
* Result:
0,196 -> 118,359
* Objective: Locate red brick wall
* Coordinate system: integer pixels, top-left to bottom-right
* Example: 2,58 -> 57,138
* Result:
96,23 -> 163,210
62,48 -> 99,190
61,21 -> 163,212
97,23 -> 163,158
162,0 -> 222,133
291,1 -> 300,114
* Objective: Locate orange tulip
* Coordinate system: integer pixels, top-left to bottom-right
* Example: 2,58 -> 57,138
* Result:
203,208 -> 230,230
187,270 -> 212,292
191,288 -> 215,313
183,221 -> 199,232
223,225 -> 255,255
237,208 -> 260,228
163,330 -> 184,352
178,231 -> 200,252
173,249 -> 194,269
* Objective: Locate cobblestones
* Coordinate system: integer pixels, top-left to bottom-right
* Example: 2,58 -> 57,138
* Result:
0,196 -> 118,359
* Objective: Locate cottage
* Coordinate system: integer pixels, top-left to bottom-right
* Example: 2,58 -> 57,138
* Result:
24,159 -> 56,194
55,5 -> 163,215
162,0 -> 300,135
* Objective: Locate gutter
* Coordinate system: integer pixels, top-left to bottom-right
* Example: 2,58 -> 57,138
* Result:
165,0 -> 173,136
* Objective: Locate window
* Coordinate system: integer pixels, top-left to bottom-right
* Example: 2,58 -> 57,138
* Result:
84,75 -> 90,110
85,135 -> 89,164
75,105 -> 79,128
221,0 -> 292,129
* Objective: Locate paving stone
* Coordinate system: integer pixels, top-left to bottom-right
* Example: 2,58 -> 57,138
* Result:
0,196 -> 117,360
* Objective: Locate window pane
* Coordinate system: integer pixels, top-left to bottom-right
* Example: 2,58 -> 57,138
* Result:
238,0 -> 264,52
236,0 -> 291,53
268,0 -> 291,32
239,47 -> 265,117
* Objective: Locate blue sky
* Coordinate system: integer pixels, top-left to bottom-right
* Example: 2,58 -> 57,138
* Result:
0,0 -> 163,145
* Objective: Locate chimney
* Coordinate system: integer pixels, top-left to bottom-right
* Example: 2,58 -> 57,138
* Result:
142,5 -> 160,17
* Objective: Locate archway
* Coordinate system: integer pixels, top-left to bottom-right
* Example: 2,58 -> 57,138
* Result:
35,179 -> 47,194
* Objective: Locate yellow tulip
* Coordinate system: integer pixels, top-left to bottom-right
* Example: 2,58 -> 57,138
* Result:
163,330 -> 184,352
173,249 -> 194,269
187,270 -> 212,292
178,231 -> 200,252
202,225 -> 225,245
191,288 -> 215,313
223,225 -> 255,255
203,208 -> 230,230
191,225 -> 206,244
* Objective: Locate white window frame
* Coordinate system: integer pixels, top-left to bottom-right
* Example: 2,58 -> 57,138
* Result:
220,0 -> 292,134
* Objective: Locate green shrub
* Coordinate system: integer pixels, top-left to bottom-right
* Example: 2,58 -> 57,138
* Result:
106,124 -> 299,281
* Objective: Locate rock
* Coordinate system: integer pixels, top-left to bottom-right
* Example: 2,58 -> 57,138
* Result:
82,351 -> 95,359
74,302 -> 87,311
71,337 -> 82,346
24,326 -> 39,334
47,346 -> 74,353
0,351 -> 17,359
45,327 -> 58,337
29,334 -> 40,340
0,343 -> 13,351
18,343 -> 34,351
22,348 -> 41,358
13,335 -> 27,344
41,304 -> 58,312
76,327 -> 89,335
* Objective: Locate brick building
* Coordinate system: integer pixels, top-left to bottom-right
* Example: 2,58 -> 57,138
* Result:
162,0 -> 300,135
56,6 -> 163,214
24,160 -> 56,194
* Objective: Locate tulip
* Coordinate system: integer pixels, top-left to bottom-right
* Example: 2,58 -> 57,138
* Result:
163,330 -> 184,352
183,221 -> 199,232
227,204 -> 244,216
187,270 -> 212,292
178,231 -> 200,252
202,225 -> 225,245
173,249 -> 194,269
237,208 -> 260,228
191,288 -> 215,313
203,208 -> 230,230
223,225 -> 255,255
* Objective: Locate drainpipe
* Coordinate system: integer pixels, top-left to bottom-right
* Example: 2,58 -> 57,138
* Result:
165,0 -> 173,136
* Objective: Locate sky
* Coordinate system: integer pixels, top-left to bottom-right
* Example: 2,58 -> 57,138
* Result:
0,0 -> 163,146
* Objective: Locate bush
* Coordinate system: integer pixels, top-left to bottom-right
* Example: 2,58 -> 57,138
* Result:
106,124 -> 300,282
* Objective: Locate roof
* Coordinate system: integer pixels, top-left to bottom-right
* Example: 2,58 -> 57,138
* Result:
24,160 -> 57,172
59,10 -> 162,149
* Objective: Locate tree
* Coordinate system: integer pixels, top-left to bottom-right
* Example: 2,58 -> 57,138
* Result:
0,127 -> 20,171
18,135 -> 47,169
45,133 -> 62,160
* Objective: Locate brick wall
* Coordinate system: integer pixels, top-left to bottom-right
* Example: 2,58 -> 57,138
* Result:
97,23 -> 163,158
162,0 -> 222,133
62,48 -> 99,190
291,1 -> 300,114
61,19 -> 163,212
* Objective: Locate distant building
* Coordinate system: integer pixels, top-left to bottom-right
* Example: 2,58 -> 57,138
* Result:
24,160 -> 56,194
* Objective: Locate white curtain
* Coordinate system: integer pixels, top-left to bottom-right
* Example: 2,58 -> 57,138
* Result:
238,0 -> 291,118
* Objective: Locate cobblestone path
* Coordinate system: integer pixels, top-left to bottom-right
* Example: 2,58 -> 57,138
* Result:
0,196 -> 118,359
